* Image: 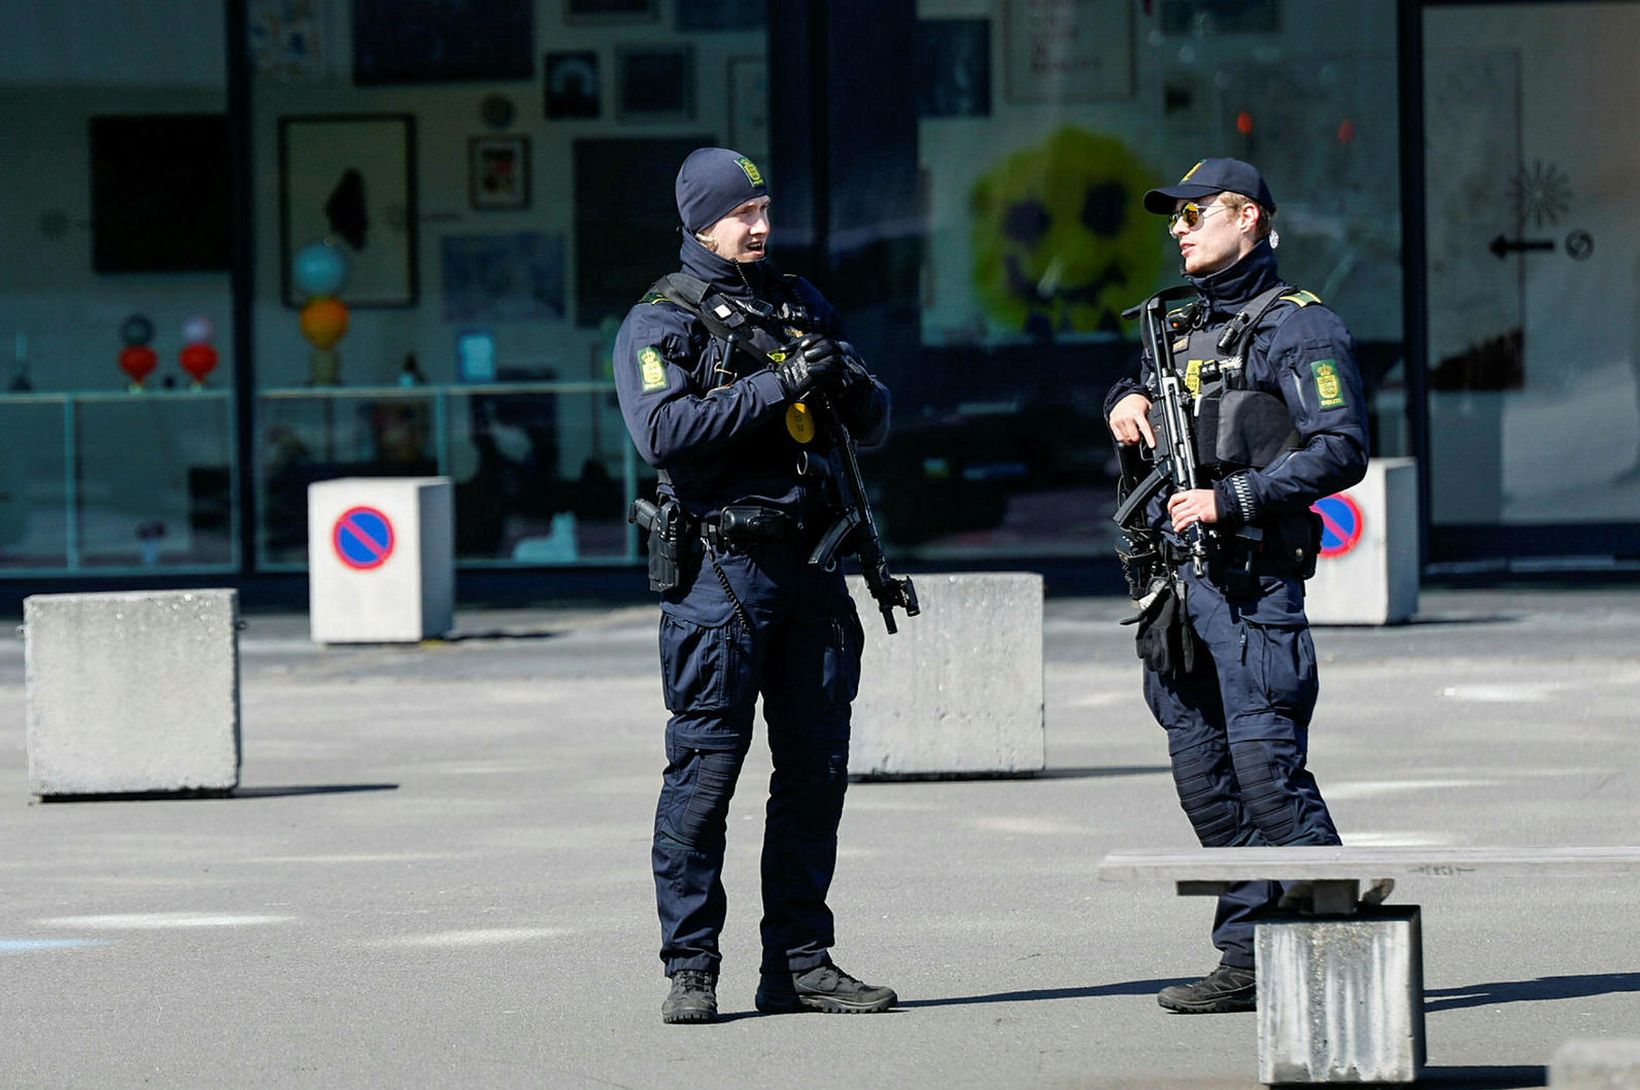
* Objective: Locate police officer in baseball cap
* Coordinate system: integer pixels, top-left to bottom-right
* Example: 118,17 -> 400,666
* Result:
1105,157 -> 1370,1014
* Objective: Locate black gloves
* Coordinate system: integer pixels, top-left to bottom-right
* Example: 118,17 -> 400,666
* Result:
773,334 -> 845,400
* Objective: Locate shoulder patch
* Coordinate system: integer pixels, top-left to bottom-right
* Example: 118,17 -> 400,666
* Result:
1281,289 -> 1323,307
638,346 -> 668,392
1310,359 -> 1346,410
641,291 -> 669,306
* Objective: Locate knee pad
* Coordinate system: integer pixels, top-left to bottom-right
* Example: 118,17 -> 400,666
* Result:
1170,744 -> 1241,847
664,748 -> 747,852
1231,741 -> 1302,844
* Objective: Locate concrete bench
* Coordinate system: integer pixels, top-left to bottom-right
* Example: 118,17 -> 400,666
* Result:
1099,846 -> 1640,1086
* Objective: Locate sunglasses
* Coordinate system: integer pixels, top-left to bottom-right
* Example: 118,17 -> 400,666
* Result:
1168,201 -> 1231,231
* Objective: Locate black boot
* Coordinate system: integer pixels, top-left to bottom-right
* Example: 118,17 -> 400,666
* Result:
661,970 -> 718,1024
755,962 -> 897,1014
1157,964 -> 1256,1013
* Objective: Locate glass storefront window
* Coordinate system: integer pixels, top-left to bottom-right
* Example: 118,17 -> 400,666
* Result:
247,1 -> 755,572
0,7 -> 237,574
908,0 -> 1404,560
1424,2 -> 1640,545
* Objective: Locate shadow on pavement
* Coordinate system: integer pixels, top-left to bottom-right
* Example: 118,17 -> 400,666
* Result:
440,630 -> 563,643
1426,971 -> 1640,1012
39,783 -> 400,803
1415,1064 -> 1546,1088
897,978 -> 1190,1008
233,783 -> 401,799
1035,765 -> 1172,781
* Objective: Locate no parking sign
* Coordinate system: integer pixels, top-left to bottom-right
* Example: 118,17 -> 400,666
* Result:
333,506 -> 396,570
1311,493 -> 1363,558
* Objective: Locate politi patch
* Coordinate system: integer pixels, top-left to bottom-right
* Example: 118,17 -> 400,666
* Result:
1311,359 -> 1346,409
736,157 -> 764,187
639,346 -> 668,392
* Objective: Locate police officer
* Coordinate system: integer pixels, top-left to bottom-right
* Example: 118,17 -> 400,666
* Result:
1104,158 -> 1369,1013
614,147 -> 898,1025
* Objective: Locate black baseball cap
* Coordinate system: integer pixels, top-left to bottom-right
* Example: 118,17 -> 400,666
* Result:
1143,158 -> 1276,215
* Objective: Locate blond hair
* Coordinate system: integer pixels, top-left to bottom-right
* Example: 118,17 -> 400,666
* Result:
1221,192 -> 1275,240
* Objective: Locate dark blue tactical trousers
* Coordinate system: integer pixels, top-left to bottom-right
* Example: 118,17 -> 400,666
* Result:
1142,568 -> 1341,969
652,538 -> 864,977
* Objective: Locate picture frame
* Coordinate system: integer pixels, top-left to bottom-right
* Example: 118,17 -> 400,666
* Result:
565,0 -> 656,24
726,56 -> 768,155
916,19 -> 992,118
616,43 -> 696,122
469,135 -> 531,211
545,51 -> 601,119
1003,0 -> 1132,104
278,113 -> 418,308
676,0 -> 765,32
352,0 -> 533,84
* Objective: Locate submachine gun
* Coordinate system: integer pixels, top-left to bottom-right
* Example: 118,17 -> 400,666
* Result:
1113,285 -> 1212,577
807,394 -> 920,634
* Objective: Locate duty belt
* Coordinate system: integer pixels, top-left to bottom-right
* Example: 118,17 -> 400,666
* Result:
701,504 -> 802,552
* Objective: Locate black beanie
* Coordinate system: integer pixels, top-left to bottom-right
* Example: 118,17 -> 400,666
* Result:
675,147 -> 768,235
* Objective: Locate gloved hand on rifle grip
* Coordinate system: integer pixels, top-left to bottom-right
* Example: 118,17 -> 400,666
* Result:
773,333 -> 845,401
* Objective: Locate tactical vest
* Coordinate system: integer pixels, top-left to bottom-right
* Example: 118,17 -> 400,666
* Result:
1167,285 -> 1320,474
642,271 -> 829,450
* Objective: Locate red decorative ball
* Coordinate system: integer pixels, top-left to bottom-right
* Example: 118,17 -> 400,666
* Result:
180,343 -> 219,383
119,344 -> 158,384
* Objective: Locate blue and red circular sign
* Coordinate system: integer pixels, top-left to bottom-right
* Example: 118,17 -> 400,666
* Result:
1311,493 -> 1364,558
333,506 -> 396,570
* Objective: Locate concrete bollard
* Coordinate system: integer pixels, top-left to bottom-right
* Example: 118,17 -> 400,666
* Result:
24,589 -> 241,799
308,477 -> 453,643
1305,458 -> 1420,626
1550,1041 -> 1640,1089
847,571 -> 1044,779
1256,906 -> 1426,1085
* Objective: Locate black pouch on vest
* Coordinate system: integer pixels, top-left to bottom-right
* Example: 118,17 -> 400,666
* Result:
1196,388 -> 1295,469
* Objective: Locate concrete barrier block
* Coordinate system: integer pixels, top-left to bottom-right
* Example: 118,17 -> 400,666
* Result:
308,477 -> 453,643
24,589 -> 241,798
847,572 -> 1044,779
1551,1040 -> 1640,1089
1306,457 -> 1420,626
1257,906 -> 1426,1085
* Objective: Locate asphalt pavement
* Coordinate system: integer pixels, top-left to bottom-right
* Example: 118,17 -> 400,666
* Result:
0,584 -> 1636,1088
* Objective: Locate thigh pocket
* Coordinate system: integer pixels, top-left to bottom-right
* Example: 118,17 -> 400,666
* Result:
1243,621 -> 1318,723
660,613 -> 751,713
821,596 -> 865,708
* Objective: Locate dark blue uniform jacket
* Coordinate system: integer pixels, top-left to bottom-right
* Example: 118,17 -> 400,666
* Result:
614,235 -> 890,518
1106,240 -> 1370,552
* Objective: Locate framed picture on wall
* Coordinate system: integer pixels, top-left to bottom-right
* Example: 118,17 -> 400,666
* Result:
353,0 -> 534,84
469,135 -> 531,210
278,113 -> 418,308
726,56 -> 768,156
545,51 -> 601,119
676,0 -> 765,32
1003,0 -> 1133,103
566,0 -> 656,24
616,43 -> 696,122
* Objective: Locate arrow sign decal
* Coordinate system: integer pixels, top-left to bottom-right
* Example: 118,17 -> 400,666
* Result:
1489,234 -> 1556,260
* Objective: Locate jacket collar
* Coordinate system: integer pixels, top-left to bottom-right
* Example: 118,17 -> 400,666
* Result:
678,232 -> 775,298
1188,238 -> 1281,316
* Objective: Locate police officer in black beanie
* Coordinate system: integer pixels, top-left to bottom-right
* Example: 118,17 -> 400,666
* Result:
614,147 -> 897,1024
1106,158 -> 1369,1014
